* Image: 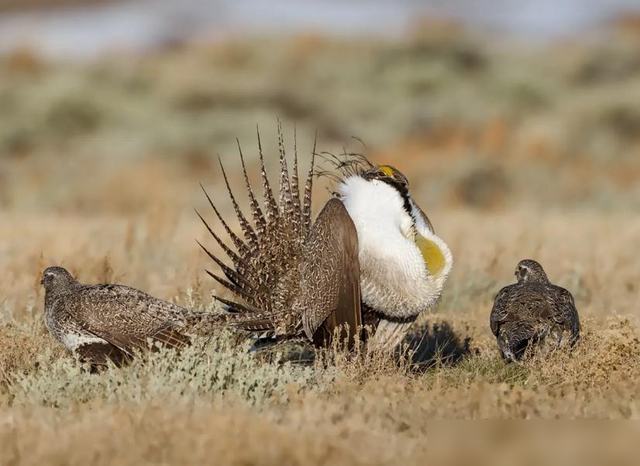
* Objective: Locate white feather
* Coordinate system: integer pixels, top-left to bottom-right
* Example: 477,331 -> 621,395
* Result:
339,176 -> 453,319
45,305 -> 108,351
60,332 -> 108,351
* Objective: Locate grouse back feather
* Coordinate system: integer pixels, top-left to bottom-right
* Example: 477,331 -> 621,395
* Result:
197,124 -> 361,347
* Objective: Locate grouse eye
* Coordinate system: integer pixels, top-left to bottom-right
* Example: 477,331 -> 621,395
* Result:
378,166 -> 394,178
41,271 -> 53,285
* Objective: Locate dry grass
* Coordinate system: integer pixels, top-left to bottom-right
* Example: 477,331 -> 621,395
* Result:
1,210 -> 639,423
1,30 -> 640,462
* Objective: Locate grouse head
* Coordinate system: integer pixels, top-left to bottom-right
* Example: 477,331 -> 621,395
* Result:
41,266 -> 77,291
515,259 -> 549,284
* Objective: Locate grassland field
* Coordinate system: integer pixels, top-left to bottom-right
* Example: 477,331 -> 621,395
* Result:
1,28 -> 640,463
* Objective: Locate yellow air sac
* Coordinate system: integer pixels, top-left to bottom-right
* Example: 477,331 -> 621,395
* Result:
416,234 -> 445,276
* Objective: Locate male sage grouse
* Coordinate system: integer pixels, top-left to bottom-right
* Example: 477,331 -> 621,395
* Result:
197,126 -> 453,351
42,266 -> 199,366
490,259 -> 580,361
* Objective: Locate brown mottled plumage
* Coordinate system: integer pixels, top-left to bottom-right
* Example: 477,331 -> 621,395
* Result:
42,267 -> 199,366
490,259 -> 580,361
199,125 -> 454,352
197,124 -> 362,348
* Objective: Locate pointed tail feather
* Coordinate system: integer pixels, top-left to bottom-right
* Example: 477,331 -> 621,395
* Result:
227,316 -> 275,333
256,126 -> 280,224
199,183 -> 252,259
195,209 -> 251,276
212,295 -> 264,315
204,269 -> 256,303
237,138 -> 267,239
277,120 -> 296,221
195,240 -> 255,292
217,157 -> 259,250
290,125 -> 303,226
302,132 -> 317,234
211,296 -> 276,332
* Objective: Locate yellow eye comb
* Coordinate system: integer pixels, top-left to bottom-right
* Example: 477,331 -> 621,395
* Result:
378,165 -> 395,177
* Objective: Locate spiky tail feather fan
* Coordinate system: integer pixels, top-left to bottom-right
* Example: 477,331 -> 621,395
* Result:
196,123 -> 317,336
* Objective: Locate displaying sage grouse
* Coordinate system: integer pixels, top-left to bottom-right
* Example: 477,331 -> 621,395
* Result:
197,126 -> 453,351
42,266 -> 198,366
490,259 -> 580,361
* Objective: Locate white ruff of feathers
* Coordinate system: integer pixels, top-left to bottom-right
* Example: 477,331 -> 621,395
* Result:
338,176 -> 453,319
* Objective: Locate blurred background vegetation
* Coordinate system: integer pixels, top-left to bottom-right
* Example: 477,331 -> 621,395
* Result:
1,0 -> 640,217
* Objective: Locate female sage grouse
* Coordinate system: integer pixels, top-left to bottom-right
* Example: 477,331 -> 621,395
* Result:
197,126 -> 453,351
42,266 -> 199,365
490,259 -> 580,361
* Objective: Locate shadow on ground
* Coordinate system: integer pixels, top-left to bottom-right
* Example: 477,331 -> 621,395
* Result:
403,321 -> 473,370
246,320 -> 474,369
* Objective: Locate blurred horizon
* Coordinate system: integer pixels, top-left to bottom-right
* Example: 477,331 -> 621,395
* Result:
0,0 -> 640,59
1,0 -> 640,216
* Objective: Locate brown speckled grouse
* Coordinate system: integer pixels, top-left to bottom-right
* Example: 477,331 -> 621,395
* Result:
490,259 -> 580,361
42,266 -> 200,366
